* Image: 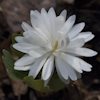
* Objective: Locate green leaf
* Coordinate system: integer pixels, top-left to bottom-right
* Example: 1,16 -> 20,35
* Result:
3,49 -> 15,63
2,56 -> 18,79
48,74 -> 66,92
12,32 -> 23,44
2,50 -> 18,79
14,70 -> 29,80
24,76 -> 52,92
23,74 -> 66,92
11,32 -> 24,58
2,49 -> 28,80
10,44 -> 24,58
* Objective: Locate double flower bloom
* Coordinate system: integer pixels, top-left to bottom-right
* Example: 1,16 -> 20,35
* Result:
13,7 -> 97,86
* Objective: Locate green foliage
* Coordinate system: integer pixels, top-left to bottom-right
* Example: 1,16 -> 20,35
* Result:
11,32 -> 24,58
48,74 -> 66,92
23,74 -> 66,92
24,76 -> 52,92
2,50 -> 28,80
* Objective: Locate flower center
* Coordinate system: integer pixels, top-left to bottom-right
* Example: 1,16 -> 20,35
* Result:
53,40 -> 58,51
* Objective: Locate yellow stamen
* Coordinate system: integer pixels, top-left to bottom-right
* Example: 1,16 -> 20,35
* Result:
53,40 -> 58,51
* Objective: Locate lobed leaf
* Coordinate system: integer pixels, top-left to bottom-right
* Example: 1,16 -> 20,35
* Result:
2,50 -> 28,80
24,76 -> 52,92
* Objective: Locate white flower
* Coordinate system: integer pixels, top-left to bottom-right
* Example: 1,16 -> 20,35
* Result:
13,7 -> 97,86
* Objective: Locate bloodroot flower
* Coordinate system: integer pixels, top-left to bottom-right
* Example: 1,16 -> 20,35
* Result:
13,7 -> 97,86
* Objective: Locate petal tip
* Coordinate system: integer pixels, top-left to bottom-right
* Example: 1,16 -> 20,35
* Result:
71,14 -> 76,19
94,51 -> 98,56
81,22 -> 85,27
30,10 -> 34,15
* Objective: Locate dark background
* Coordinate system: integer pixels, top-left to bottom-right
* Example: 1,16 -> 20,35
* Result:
0,0 -> 100,100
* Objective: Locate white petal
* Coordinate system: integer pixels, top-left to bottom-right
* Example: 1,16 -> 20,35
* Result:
55,16 -> 65,31
30,10 -> 51,40
14,54 -> 35,66
21,22 -> 33,31
58,40 -> 65,51
31,10 -> 42,21
13,43 -> 41,53
35,28 -> 50,42
43,59 -> 55,87
26,30 -> 47,47
42,55 -> 54,80
28,53 -> 50,79
68,22 -> 85,39
56,57 -> 77,80
28,49 -> 47,58
65,35 -> 70,46
66,63 -> 77,81
13,43 -> 27,53
14,65 -> 31,71
60,53 -> 83,73
78,58 -> 92,72
15,36 -> 24,43
44,64 -> 55,87
23,36 -> 36,44
75,71 -> 81,79
17,43 -> 40,49
66,38 -> 85,49
23,32 -> 28,37
60,40 -> 65,50
30,13 -> 45,33
61,15 -> 76,34
53,52 -> 61,57
30,10 -> 34,18
55,57 -> 68,80
61,53 -> 92,72
54,16 -> 65,41
56,34 -> 70,52
30,10 -> 42,28
41,8 -> 51,34
62,35 -> 70,49
71,32 -> 92,42
60,10 -> 67,21
85,34 -> 95,42
23,34 -> 41,45
55,57 -> 70,84
66,48 -> 98,57
45,42 -> 52,51
48,7 -> 56,18
44,68 -> 54,87
48,7 -> 56,43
